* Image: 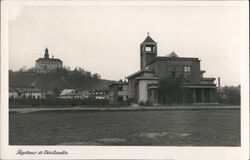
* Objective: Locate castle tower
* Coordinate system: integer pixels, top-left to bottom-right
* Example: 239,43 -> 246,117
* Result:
140,33 -> 157,70
44,48 -> 49,59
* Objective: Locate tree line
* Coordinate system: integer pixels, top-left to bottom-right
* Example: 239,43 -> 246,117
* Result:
10,66 -> 101,79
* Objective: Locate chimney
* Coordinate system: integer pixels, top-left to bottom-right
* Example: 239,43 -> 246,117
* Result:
218,77 -> 221,87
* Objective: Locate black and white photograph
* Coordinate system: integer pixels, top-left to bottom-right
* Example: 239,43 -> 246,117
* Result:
1,0 -> 249,159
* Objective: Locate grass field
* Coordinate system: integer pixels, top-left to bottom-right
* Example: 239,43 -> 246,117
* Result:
9,109 -> 240,146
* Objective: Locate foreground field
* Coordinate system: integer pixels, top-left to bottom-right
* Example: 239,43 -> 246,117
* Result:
9,109 -> 240,146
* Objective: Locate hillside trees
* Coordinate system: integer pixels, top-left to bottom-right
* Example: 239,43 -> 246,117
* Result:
9,66 -> 110,91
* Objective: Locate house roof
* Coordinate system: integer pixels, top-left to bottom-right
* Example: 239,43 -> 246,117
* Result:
108,81 -> 128,87
15,88 -> 43,93
143,36 -> 155,43
201,77 -> 216,81
9,86 -> 20,93
60,89 -> 76,96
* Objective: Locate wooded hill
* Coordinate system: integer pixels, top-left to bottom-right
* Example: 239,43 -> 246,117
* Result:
9,68 -> 113,91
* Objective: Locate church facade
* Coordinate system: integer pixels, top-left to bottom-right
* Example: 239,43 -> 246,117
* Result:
35,48 -> 63,73
127,35 -> 217,105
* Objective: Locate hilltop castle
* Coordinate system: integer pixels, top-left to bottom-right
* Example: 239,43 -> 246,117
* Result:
35,48 -> 63,73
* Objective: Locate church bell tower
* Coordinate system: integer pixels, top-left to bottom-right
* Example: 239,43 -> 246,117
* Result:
140,33 -> 157,70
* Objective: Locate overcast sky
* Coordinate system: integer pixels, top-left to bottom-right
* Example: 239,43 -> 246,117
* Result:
8,1 -> 248,86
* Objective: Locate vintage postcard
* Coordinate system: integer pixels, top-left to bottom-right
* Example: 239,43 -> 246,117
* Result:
1,0 -> 249,159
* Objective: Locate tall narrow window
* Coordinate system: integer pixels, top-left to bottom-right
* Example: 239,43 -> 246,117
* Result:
184,66 -> 191,83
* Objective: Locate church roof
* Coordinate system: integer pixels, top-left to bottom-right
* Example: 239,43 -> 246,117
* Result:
166,51 -> 179,58
147,56 -> 200,66
36,58 -> 62,62
127,69 -> 154,79
143,36 -> 155,43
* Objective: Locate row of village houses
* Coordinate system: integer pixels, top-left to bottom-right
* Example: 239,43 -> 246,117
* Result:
9,86 -> 111,100
9,80 -> 129,104
9,82 -> 237,105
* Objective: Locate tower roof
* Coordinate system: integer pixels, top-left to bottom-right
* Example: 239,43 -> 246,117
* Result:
44,48 -> 49,59
143,36 -> 155,43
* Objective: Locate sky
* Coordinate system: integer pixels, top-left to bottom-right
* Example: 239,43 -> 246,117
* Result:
8,1 -> 248,86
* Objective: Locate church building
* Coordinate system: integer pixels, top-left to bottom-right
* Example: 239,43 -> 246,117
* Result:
35,48 -> 63,73
127,34 -> 217,105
